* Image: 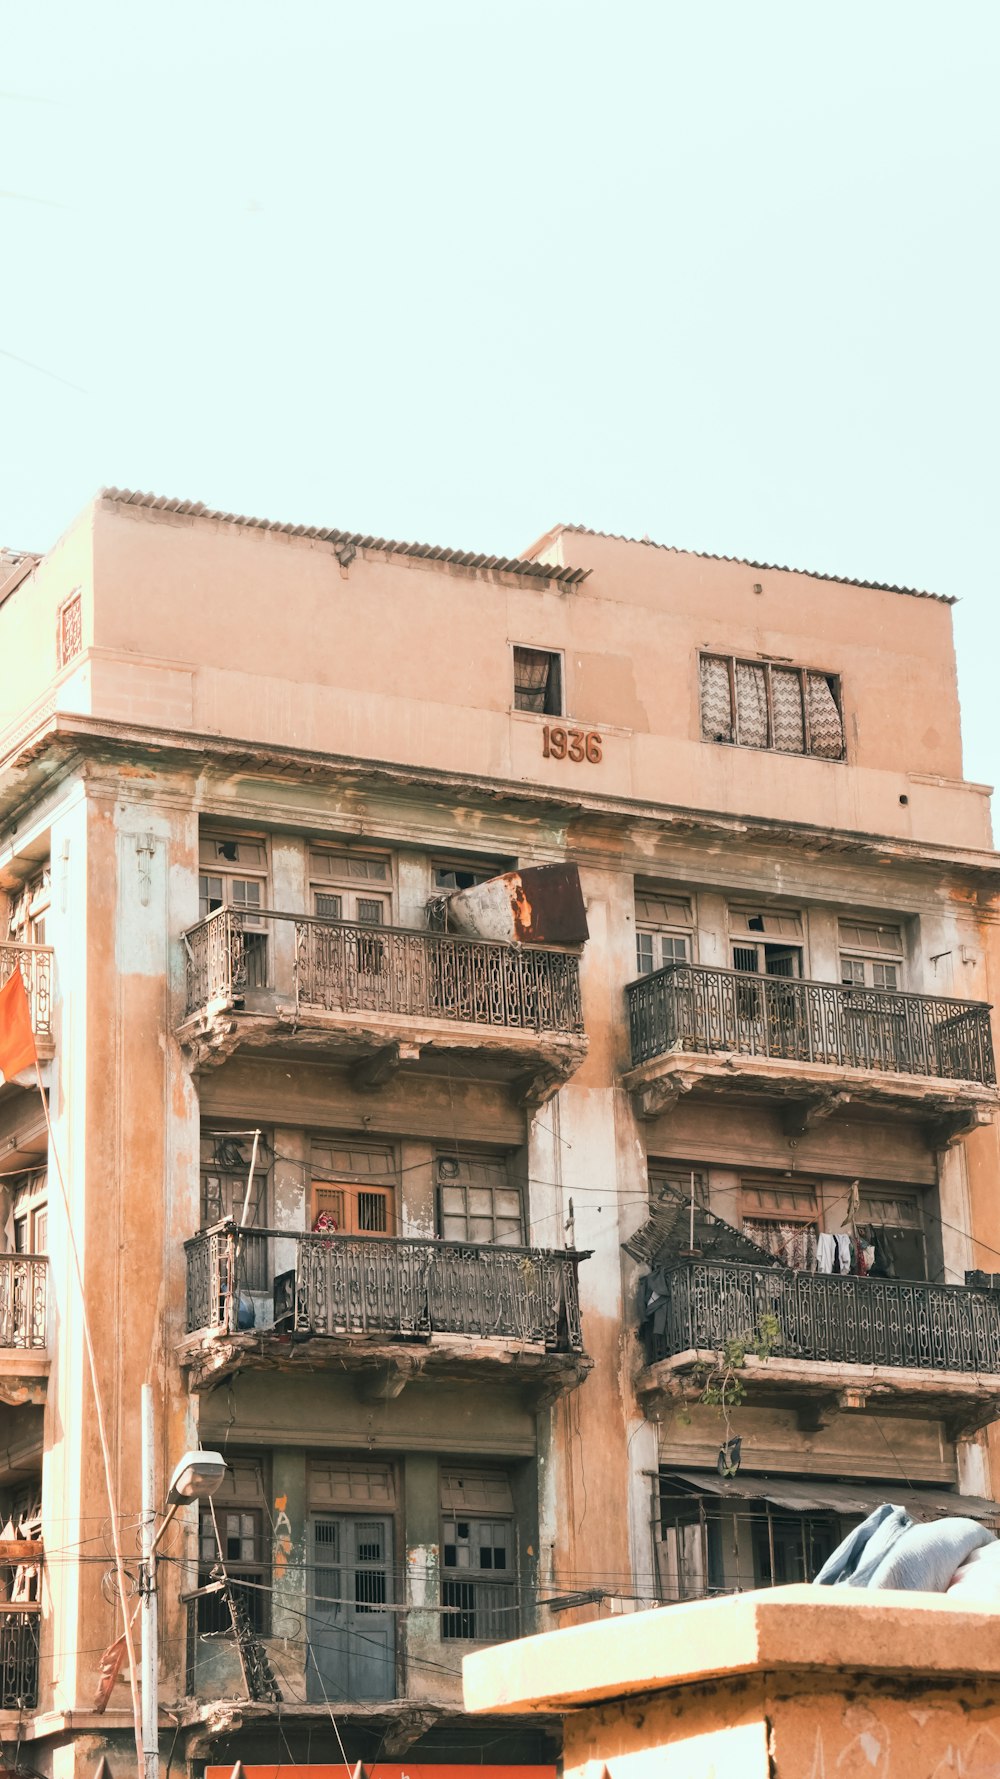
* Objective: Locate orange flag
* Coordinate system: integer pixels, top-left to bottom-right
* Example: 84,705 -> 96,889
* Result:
0,971 -> 36,1084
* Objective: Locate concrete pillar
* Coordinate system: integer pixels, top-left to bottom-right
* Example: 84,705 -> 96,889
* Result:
695,890 -> 728,967
272,1124 -> 309,1279
270,834 -> 307,1002
402,1452 -> 442,1699
399,1138 -> 435,1239
937,1141 -> 973,1285
270,1447 -> 308,1694
806,906 -> 839,981
397,851 -> 432,930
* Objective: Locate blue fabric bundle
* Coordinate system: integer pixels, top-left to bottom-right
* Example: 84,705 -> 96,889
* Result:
814,1502 -> 993,1590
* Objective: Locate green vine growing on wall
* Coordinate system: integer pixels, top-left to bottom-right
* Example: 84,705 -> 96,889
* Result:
696,1313 -> 781,1472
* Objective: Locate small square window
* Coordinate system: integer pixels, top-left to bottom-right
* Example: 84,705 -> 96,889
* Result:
513,647 -> 562,716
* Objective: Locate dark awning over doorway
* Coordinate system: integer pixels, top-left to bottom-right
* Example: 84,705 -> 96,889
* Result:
661,1468 -> 1000,1524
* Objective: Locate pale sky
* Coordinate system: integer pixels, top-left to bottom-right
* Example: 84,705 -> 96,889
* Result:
2,2 -> 998,794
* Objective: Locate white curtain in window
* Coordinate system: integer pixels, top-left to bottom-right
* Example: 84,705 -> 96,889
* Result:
806,674 -> 845,758
700,656 -> 733,741
771,668 -> 806,753
735,662 -> 768,748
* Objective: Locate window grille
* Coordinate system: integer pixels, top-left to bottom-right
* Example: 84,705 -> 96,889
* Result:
440,1469 -> 516,1644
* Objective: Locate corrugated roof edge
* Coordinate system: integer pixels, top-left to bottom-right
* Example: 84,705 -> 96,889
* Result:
98,488 -> 591,585
530,522 -> 954,604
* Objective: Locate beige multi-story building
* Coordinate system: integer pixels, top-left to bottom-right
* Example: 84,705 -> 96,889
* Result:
0,489 -> 998,1773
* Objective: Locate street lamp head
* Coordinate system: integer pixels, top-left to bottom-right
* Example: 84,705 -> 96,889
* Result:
166,1449 -> 227,1504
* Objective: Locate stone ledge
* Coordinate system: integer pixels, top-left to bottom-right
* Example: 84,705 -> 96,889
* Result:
463,1583 -> 1000,1716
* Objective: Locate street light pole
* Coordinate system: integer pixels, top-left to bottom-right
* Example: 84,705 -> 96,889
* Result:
138,1400 -> 227,1779
141,1384 -> 159,1779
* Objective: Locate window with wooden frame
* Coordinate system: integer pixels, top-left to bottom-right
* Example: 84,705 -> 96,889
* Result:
198,834 -> 268,920
436,1152 -> 524,1246
648,1164 -> 708,1209
309,1460 -> 397,1511
700,654 -> 845,760
512,646 -> 563,716
200,1130 -> 271,1229
11,1174 -> 47,1255
200,1131 -> 272,1291
728,906 -> 804,978
310,1139 -> 397,1236
198,833 -> 269,988
839,920 -> 904,991
197,1456 -> 269,1635
432,856 -> 505,893
308,847 -> 393,926
6,868 -> 51,946
634,890 -> 694,977
440,1469 -> 516,1644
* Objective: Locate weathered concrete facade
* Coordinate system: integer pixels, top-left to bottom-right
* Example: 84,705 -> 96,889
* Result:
0,491 -> 997,1772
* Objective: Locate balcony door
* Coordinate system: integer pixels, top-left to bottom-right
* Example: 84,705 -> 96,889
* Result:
306,849 -> 393,1011
729,906 -> 805,1058
198,834 -> 269,992
307,1514 -> 394,1702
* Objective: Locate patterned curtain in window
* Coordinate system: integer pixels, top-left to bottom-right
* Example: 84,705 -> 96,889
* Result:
699,656 -> 733,741
742,1218 -> 818,1271
735,662 -> 768,748
806,675 -> 845,758
771,668 -> 806,753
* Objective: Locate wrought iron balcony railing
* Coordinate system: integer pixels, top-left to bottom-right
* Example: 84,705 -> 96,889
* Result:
0,1255 -> 46,1350
644,1258 -> 1000,1376
183,907 -> 583,1034
627,961 -> 996,1086
185,1221 -> 585,1354
0,943 -> 53,1043
0,1607 -> 39,1708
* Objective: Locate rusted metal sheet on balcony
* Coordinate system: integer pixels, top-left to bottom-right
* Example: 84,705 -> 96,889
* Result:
445,864 -> 589,947
0,944 -> 53,1049
626,962 -> 996,1088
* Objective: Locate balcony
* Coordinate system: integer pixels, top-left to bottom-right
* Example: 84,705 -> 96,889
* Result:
179,1221 -> 591,1401
0,943 -> 54,1065
637,1258 -> 1000,1437
0,1255 -> 47,1406
178,909 -> 586,1101
623,962 -> 997,1128
0,1607 -> 38,1710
